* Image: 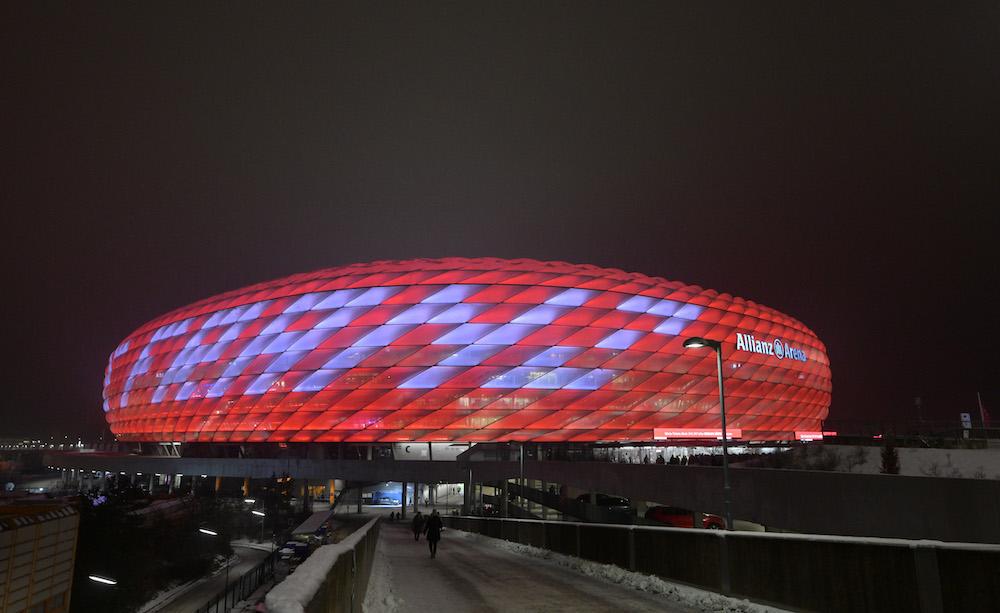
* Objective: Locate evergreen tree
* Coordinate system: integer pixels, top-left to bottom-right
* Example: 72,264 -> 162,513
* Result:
880,441 -> 900,474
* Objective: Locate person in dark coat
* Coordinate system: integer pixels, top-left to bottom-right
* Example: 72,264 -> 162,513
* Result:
423,510 -> 443,558
411,511 -> 425,541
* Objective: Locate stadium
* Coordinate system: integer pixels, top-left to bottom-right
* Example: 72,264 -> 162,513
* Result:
102,258 -> 831,445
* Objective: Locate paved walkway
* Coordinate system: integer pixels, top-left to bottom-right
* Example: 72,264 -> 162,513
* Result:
376,521 -> 699,613
155,545 -> 269,613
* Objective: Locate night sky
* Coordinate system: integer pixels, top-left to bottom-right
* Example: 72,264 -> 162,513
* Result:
3,2 -> 997,437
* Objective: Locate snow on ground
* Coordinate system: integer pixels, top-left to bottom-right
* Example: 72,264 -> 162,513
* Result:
365,523 -> 786,613
446,530 -> 788,613
361,529 -> 402,613
818,445 -> 1000,479
136,552 -> 240,613
231,538 -> 275,552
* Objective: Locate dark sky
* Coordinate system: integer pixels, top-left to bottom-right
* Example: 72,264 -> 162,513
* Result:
3,2 -> 997,437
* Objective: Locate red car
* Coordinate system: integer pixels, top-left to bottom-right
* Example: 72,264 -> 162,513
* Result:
645,506 -> 726,529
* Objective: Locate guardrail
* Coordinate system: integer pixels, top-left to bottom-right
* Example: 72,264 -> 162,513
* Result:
444,516 -> 1000,613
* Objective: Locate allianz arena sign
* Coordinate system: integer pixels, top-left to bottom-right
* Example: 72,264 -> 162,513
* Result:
734,333 -> 808,362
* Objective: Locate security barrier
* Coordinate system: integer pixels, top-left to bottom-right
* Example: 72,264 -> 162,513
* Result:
444,516 -> 1000,613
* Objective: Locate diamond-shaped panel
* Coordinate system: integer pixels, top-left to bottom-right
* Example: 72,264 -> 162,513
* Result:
103,258 -> 832,442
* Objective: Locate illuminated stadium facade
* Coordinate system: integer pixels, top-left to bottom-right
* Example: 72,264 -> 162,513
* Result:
103,258 -> 831,444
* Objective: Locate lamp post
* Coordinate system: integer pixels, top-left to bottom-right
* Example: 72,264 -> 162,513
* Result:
682,336 -> 733,530
251,510 -> 266,545
199,527 -> 230,608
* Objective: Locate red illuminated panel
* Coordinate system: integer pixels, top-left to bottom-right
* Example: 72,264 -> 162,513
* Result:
103,258 -> 832,443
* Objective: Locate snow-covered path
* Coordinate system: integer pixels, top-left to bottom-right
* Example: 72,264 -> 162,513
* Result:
370,521 -> 702,613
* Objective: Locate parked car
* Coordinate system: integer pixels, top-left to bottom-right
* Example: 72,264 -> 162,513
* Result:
575,493 -> 632,512
645,505 -> 726,529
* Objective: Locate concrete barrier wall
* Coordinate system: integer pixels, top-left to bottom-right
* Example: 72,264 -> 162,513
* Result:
267,518 -> 380,613
444,516 -> 1000,613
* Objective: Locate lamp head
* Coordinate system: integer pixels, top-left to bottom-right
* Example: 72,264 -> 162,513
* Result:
683,337 -> 720,349
88,575 -> 117,585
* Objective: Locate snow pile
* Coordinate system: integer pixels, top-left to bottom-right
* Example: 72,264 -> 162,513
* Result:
266,518 -> 379,613
231,538 -> 276,552
449,530 -> 786,613
361,530 -> 402,612
768,445 -> 1000,479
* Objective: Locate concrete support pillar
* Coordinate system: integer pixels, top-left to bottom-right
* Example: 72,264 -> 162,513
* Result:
541,480 -> 547,519
148,474 -> 155,493
242,477 -> 250,497
413,482 -> 419,512
355,483 -> 362,514
214,476 -> 223,494
501,480 -> 509,518
167,475 -> 174,495
464,469 -> 473,515
328,479 -> 336,507
400,481 -> 407,520
301,479 -> 309,512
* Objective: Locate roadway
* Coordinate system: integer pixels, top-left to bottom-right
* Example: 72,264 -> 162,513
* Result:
377,520 -> 700,612
154,545 -> 269,613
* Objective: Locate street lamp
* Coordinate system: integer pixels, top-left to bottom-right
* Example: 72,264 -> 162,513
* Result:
199,527 -> 231,608
88,574 -> 117,586
251,510 -> 266,545
682,336 -> 734,530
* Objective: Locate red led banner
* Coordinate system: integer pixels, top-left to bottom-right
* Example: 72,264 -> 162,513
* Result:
653,428 -> 744,440
795,431 -> 838,441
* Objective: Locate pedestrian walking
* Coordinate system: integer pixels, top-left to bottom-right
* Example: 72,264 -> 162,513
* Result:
411,511 -> 425,541
424,509 -> 443,558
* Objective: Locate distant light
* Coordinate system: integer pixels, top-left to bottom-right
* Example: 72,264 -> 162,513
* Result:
244,498 -> 256,504
200,474 -> 208,478
251,510 -> 265,517
199,528 -> 219,536
88,575 -> 117,585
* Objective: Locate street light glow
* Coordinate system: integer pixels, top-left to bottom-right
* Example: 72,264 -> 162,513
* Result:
198,528 -> 218,536
244,498 -> 256,504
251,510 -> 265,517
88,574 -> 117,585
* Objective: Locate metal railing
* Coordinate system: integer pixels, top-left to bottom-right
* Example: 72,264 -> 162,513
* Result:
196,548 -> 278,613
